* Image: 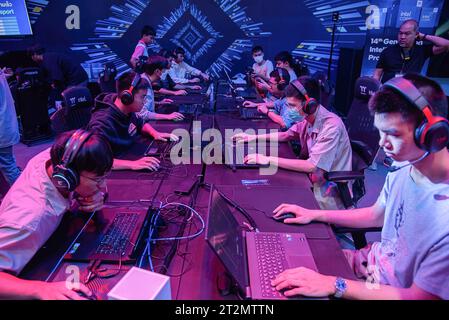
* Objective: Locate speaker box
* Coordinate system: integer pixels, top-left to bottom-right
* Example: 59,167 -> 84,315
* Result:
15,84 -> 52,145
334,48 -> 363,117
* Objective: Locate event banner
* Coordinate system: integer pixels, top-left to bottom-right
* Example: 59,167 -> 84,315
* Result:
361,0 -> 444,77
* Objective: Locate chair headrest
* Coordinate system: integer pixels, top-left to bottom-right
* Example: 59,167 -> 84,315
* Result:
354,77 -> 381,101
62,86 -> 92,108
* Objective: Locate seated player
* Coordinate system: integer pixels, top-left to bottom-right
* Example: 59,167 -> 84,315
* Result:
168,47 -> 209,85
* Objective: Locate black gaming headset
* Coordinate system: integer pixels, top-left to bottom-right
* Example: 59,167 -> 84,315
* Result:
52,130 -> 93,192
383,77 -> 449,153
118,73 -> 142,106
290,79 -> 319,115
276,68 -> 288,91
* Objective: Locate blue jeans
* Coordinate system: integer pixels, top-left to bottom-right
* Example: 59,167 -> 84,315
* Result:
0,146 -> 21,186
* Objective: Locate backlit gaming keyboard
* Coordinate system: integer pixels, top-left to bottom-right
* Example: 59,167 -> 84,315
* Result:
95,212 -> 139,258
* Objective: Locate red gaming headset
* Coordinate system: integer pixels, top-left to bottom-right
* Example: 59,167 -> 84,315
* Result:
383,77 -> 449,153
290,79 -> 319,115
119,73 -> 142,105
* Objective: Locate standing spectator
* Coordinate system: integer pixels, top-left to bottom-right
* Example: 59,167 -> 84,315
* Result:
0,68 -> 21,191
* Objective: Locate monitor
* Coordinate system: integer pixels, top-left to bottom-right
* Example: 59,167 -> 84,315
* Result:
0,0 -> 32,36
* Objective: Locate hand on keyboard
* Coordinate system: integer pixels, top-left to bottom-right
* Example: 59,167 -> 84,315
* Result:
244,153 -> 270,165
242,100 -> 258,108
231,133 -> 256,144
271,267 -> 336,298
130,157 -> 160,171
154,132 -> 178,142
166,112 -> 185,121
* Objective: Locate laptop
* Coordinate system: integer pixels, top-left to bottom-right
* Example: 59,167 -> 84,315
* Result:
223,141 -> 270,170
64,207 -> 161,263
206,187 -> 318,300
144,139 -> 180,157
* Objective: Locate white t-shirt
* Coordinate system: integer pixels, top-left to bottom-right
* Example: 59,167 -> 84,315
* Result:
252,60 -> 274,80
0,149 -> 69,275
367,166 -> 449,299
168,61 -> 202,84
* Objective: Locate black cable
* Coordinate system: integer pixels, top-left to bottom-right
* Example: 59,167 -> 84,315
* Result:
215,189 -> 259,231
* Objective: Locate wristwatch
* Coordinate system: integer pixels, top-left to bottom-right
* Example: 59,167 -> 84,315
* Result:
334,277 -> 347,298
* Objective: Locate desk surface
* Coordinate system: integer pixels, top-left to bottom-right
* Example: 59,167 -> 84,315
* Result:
21,105 -> 354,300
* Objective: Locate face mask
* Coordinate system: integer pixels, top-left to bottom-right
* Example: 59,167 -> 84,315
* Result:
254,55 -> 264,63
285,106 -> 303,122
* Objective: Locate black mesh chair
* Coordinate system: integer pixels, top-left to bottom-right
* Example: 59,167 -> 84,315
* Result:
312,71 -> 335,112
51,86 -> 93,134
324,76 -> 382,248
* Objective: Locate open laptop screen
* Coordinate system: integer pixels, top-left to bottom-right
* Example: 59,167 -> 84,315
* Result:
206,188 -> 249,291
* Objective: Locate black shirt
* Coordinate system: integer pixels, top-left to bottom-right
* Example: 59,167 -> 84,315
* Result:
87,93 -> 144,156
41,53 -> 88,87
376,44 -> 434,83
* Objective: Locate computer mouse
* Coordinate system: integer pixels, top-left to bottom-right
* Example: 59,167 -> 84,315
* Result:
272,213 -> 296,222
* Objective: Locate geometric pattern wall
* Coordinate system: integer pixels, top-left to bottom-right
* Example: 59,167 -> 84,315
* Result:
71,0 -> 272,78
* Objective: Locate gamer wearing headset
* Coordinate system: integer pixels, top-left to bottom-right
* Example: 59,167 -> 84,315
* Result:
0,130 -> 113,299
374,19 -> 449,84
271,74 -> 449,300
234,76 -> 352,210
88,71 -> 178,171
242,68 -> 303,129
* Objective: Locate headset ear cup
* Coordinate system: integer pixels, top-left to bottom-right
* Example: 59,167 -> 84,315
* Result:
52,166 -> 80,192
417,119 -> 449,153
414,122 -> 427,151
120,90 -> 134,105
304,98 -> 318,115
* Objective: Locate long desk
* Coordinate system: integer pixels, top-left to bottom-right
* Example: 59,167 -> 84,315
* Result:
20,95 -> 355,300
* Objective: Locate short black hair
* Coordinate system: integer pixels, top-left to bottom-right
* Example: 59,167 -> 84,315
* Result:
252,46 -> 264,54
116,71 -> 150,93
274,51 -> 293,65
50,130 -> 113,176
285,76 -> 321,103
27,44 -> 45,56
141,25 -> 156,37
270,68 -> 290,84
174,47 -> 185,56
143,55 -> 169,75
368,73 -> 448,127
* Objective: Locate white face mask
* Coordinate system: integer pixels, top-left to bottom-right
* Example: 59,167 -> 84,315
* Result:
254,55 -> 264,63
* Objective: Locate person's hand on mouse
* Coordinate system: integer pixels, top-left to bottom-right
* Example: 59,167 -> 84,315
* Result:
273,203 -> 317,224
129,157 -> 160,171
33,281 -> 92,300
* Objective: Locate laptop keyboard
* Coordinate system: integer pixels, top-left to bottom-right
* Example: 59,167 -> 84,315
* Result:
95,212 -> 139,257
254,233 -> 288,298
240,108 -> 266,119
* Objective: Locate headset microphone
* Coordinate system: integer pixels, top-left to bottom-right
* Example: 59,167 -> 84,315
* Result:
385,151 -> 430,172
